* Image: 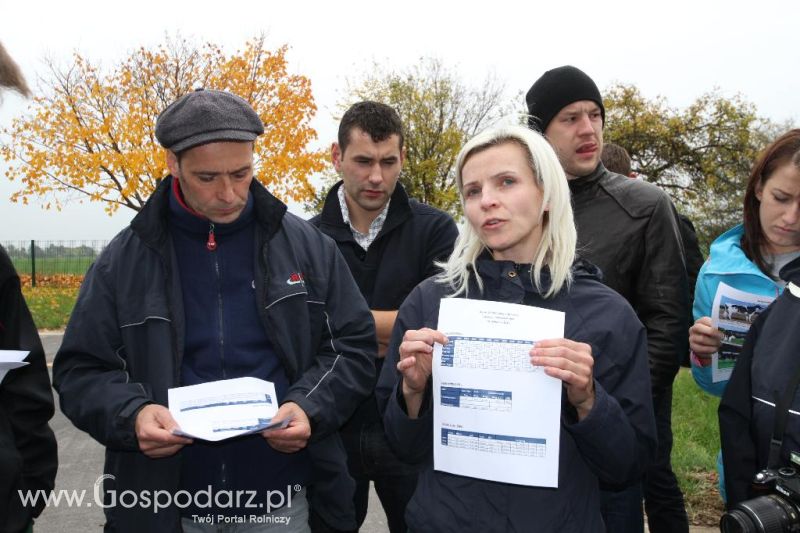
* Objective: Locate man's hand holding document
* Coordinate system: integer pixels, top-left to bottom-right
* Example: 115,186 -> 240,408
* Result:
168,377 -> 292,442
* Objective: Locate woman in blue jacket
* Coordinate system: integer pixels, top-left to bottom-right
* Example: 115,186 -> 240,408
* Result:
376,124 -> 657,532
689,129 -> 800,499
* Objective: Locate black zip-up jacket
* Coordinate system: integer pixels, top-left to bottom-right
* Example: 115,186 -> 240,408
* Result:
376,259 -> 657,532
0,246 -> 58,533
719,256 -> 800,506
569,164 -> 688,395
310,181 -> 458,427
52,177 -> 376,531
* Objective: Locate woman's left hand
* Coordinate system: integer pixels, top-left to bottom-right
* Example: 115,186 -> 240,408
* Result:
531,339 -> 595,419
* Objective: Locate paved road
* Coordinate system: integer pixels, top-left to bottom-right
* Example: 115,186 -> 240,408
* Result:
34,333 -> 717,532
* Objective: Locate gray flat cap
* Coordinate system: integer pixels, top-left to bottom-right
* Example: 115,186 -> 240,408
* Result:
155,88 -> 264,153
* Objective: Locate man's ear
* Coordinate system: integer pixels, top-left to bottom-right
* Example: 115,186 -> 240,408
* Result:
331,142 -> 342,172
166,150 -> 180,179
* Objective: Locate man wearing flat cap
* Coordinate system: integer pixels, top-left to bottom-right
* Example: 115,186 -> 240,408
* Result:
526,66 -> 689,533
53,88 -> 377,532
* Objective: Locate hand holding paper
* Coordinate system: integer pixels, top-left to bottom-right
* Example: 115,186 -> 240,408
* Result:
397,328 -> 448,418
168,377 -> 289,442
688,316 -> 723,361
432,298 -> 565,487
530,339 -> 595,419
136,404 -> 192,458
398,328 -> 448,393
263,401 -> 310,453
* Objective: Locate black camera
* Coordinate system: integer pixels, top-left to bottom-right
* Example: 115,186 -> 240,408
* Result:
720,457 -> 800,532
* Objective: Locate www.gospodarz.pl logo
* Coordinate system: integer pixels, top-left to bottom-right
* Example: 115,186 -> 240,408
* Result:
18,474 -> 301,515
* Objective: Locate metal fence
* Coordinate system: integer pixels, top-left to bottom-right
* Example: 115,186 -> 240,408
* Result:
1,240 -> 109,286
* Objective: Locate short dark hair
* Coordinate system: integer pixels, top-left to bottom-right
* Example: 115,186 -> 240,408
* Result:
338,101 -> 403,153
742,129 -> 800,275
601,143 -> 632,176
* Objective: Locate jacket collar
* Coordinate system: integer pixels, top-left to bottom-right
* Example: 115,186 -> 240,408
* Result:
704,224 -> 773,280
780,255 -> 800,284
168,181 -> 255,237
567,162 -> 606,195
471,253 -> 602,300
131,176 -> 287,249
318,181 -> 412,242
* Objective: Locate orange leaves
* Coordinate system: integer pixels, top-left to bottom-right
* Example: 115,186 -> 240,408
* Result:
19,274 -> 84,288
3,34 -> 324,214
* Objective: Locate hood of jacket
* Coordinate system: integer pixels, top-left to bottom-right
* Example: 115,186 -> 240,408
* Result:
705,224 -> 771,280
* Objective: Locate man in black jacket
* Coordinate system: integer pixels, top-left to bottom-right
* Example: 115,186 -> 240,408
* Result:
601,142 -> 705,366
0,40 -> 58,533
53,89 -> 376,532
527,66 -> 690,533
310,101 -> 458,533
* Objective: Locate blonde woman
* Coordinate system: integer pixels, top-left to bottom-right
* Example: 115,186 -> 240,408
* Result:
375,124 -> 657,532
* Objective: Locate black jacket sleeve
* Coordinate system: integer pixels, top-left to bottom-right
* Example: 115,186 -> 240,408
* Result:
421,213 -> 459,280
0,250 -> 58,528
678,214 -> 704,367
719,314 -> 762,507
53,259 -> 152,452
637,194 -> 689,394
565,290 -> 657,487
282,240 -> 377,441
378,284 -> 436,464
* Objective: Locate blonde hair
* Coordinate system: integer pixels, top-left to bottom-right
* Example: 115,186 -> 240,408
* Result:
437,124 -> 576,298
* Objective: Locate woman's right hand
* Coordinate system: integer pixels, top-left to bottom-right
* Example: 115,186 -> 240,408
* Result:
396,328 -> 448,417
689,316 -> 723,361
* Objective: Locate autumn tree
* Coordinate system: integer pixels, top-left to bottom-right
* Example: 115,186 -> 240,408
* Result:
1,35 -> 325,213
310,58 -> 509,215
603,83 -> 789,249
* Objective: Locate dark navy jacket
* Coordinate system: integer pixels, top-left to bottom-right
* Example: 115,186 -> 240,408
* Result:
720,257 -> 800,506
376,259 -> 657,532
53,177 -> 376,532
310,181 -> 458,427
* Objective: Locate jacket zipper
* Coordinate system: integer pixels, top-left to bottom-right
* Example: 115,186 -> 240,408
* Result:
210,223 -> 226,379
210,221 -> 228,491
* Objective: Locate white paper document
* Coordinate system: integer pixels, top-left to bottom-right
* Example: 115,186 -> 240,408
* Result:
710,282 -> 775,383
168,377 -> 289,442
0,350 -> 29,385
432,298 -> 565,487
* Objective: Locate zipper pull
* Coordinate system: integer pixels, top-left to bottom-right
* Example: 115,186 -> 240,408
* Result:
206,223 -> 217,251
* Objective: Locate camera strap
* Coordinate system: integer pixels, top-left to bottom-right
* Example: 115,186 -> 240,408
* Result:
769,347 -> 800,469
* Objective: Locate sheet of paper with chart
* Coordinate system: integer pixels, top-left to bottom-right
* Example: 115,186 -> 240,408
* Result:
432,297 -> 565,487
710,282 -> 775,383
168,377 -> 290,442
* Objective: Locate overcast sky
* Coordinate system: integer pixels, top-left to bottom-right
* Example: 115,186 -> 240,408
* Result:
1,0 -> 798,241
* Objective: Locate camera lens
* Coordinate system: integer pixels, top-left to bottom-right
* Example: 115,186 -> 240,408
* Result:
720,494 -> 800,533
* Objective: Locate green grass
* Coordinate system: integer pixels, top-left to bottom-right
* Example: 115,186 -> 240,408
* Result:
672,367 -> 725,525
12,256 -> 94,276
22,286 -> 79,329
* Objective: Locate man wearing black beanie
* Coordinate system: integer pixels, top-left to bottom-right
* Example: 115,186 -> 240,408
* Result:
527,66 -> 690,533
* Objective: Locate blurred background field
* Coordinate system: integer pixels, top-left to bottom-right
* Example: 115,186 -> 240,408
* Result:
2,240 -> 104,282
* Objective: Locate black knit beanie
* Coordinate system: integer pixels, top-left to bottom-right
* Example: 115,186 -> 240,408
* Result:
525,65 -> 605,133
